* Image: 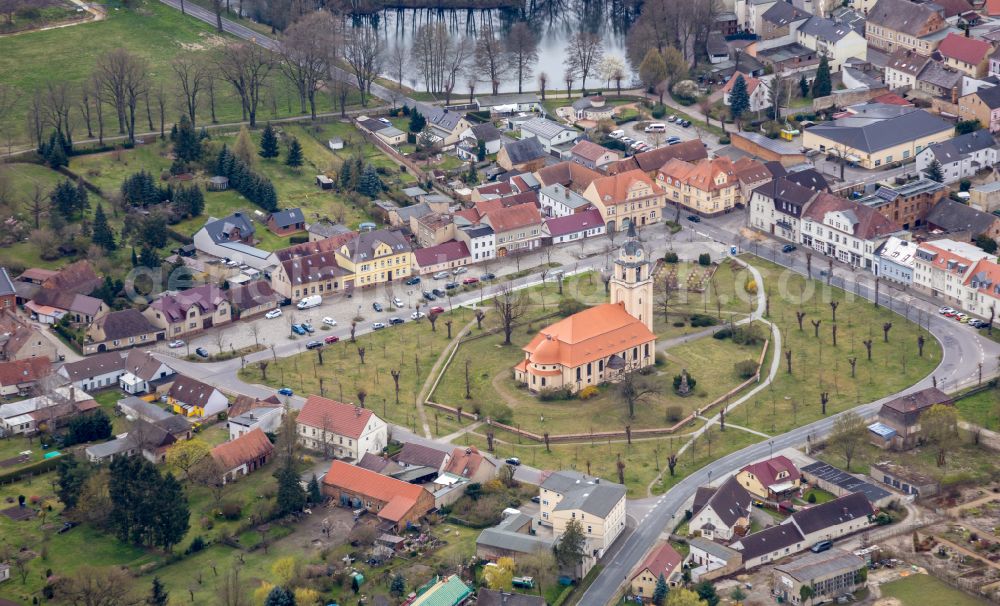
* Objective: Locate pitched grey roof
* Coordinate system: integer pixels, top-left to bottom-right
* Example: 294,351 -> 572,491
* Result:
698,476 -> 753,528
732,523 -> 804,560
60,351 -> 126,381
707,31 -> 729,57
975,85 -> 1000,110
800,461 -> 892,503
418,104 -> 465,132
307,220 -> 351,239
93,309 -> 160,341
0,268 -> 14,297
783,168 -> 829,191
799,15 -> 855,42
868,0 -> 944,36
202,212 -> 255,244
542,470 -> 626,518
926,198 -> 999,235
925,129 -> 997,164
342,229 -> 410,262
393,442 -> 450,469
774,548 -> 866,582
763,1 -> 811,27
503,138 -> 547,165
831,6 -> 866,34
521,118 -> 573,140
470,123 -> 502,142
806,109 -> 951,154
917,60 -> 962,89
886,50 -> 929,77
753,178 -> 818,216
477,513 -> 553,554
787,492 -> 874,535
689,536 -> 740,561
269,208 -> 304,228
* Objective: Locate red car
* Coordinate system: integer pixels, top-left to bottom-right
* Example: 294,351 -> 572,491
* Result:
430,306 -> 445,314
324,335 -> 340,344
462,277 -> 479,285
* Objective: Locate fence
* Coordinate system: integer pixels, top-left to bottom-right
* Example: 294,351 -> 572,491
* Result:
353,119 -> 428,182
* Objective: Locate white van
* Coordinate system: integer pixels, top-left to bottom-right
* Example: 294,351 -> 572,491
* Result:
644,123 -> 666,133
609,129 -> 625,139
296,295 -> 322,310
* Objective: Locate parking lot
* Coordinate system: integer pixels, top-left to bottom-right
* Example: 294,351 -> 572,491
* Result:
614,114 -> 701,151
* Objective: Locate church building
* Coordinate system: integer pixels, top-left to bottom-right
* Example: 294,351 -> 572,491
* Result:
514,224 -> 657,393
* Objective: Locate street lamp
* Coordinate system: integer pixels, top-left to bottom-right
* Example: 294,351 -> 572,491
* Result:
768,439 -> 774,459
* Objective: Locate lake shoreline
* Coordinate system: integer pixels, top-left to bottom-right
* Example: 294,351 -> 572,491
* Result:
332,0 -> 522,14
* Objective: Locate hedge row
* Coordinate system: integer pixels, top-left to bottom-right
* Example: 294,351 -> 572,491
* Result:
0,454 -> 63,485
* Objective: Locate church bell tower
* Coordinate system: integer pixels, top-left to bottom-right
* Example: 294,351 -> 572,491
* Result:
609,222 -> 654,332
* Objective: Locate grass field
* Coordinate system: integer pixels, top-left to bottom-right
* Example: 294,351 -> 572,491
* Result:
0,0 -> 370,149
954,387 -> 1000,431
880,573 -> 989,605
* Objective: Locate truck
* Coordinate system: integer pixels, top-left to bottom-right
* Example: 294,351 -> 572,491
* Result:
296,295 -> 322,310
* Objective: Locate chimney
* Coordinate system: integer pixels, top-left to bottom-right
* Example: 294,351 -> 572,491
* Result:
355,406 -> 361,416
249,412 -> 255,420
70,386 -> 75,402
952,86 -> 959,105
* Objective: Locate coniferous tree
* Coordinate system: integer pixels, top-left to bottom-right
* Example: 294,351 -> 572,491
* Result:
729,75 -> 750,125
75,180 -> 89,214
357,164 -> 383,197
173,115 -> 202,163
812,55 -> 832,98
264,586 -> 295,606
259,123 -> 280,158
131,246 -> 139,267
215,145 -> 232,175
476,138 -> 486,162
653,573 -> 669,605
307,474 -> 322,504
92,204 -> 116,250
926,158 -> 944,182
408,110 -> 426,132
51,180 -> 79,219
139,247 -> 161,268
147,577 -> 169,606
338,161 -> 353,190
153,473 -> 190,552
56,455 -> 90,510
285,137 -> 303,167
799,74 -> 809,98
274,461 -> 306,516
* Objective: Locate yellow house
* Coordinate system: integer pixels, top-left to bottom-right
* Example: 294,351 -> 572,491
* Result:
335,229 -> 412,289
734,455 -> 802,500
631,543 -> 683,599
582,169 -> 666,233
167,375 -> 229,418
656,157 -> 740,217
801,107 -> 952,169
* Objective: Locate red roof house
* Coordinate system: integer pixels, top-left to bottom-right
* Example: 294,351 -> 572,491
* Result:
938,33 -> 994,76
630,543 -> 683,594
322,460 -> 434,530
210,428 -> 275,484
736,455 -> 801,499
297,395 -> 388,461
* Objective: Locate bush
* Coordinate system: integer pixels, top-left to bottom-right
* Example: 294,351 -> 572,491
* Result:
960,179 -> 972,192
673,374 -> 697,391
663,251 -> 679,263
807,492 -> 817,504
698,253 -> 712,266
713,328 -> 733,340
734,359 -> 758,378
538,387 -> 574,402
289,235 -> 309,244
719,135 -> 731,145
655,352 -> 668,366
666,406 -> 684,422
221,501 -> 242,520
672,321 -> 686,327
486,402 -> 514,424
578,385 -> 600,400
690,314 -> 718,327
558,298 -> 587,317
651,104 -> 667,119
186,535 -> 207,554
732,324 -> 764,345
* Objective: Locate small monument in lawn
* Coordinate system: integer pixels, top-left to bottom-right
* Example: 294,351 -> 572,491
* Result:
676,369 -> 692,397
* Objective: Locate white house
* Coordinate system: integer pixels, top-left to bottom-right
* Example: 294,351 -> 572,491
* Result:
782,492 -> 874,545
915,129 -> 999,185
736,0 -> 778,34
192,212 -> 273,270
544,208 -> 606,245
801,193 -> 905,271
875,236 -> 916,285
796,16 -> 868,72
912,239 -> 997,307
519,118 -> 579,153
455,224 -> 496,263
689,477 -> 753,541
723,72 -> 772,113
228,406 -> 283,440
538,183 -> 594,218
57,351 -> 127,392
748,177 -> 819,243
297,395 -> 388,462
118,350 -> 175,395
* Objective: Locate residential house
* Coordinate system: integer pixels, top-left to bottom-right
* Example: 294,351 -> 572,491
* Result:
144,284 -> 232,338
544,208 -> 606,245
570,140 -> 619,171
916,129 -> 998,184
497,138 -> 548,172
0,320 -> 58,363
117,397 -> 182,427
870,386 -> 953,449
0,268 -> 14,311
393,442 -> 451,475
477,511 -> 553,561
443,446 -> 498,484
752,42 -> 819,77
938,33 -> 994,78
335,229 -> 412,289
84,417 -> 180,464
210,428 -> 274,484
538,183 -> 594,218
687,537 -> 743,582
226,280 -> 281,319
307,220 -> 352,241
534,161 -> 604,193
322,460 -> 435,531
265,208 -> 305,236
456,224 -> 496,263
584,169 -> 666,232
29,289 -> 106,325
801,106 -> 953,169
84,309 -> 165,355
412,240 -> 472,276
772,549 -> 867,605
358,118 -> 406,146
723,72 -> 771,113
759,1 -> 810,42
870,461 -> 940,498
707,31 -> 731,64
690,476 -> 753,540
925,199 -> 1000,241
730,523 -> 806,569
297,394 -> 388,461
0,386 -> 96,436
40,260 -> 101,295
65,348 -> 172,394
572,96 -> 615,121
411,212 -> 456,248
270,233 -> 355,300
801,193 -> 905,270
657,157 -> 741,217
537,470 -> 627,576
520,118 -> 579,153
749,177 -> 819,242
732,157 -> 774,203
961,256 -> 1000,318
796,15 -> 868,71
477,590 -> 545,606
456,123 -> 502,161
482,203 -> 544,257
0,358 -> 51,397
735,0 -> 779,34
167,375 -> 228,418
875,237 -> 917,284
605,140 -> 709,177
992,47 -> 1000,78
735,455 -> 801,501
783,492 -> 875,545
192,212 -> 271,270
864,0 -> 948,55
958,84 -> 1000,132
912,238 -> 996,306
475,92 -> 541,114
418,105 -> 472,146
884,50 -> 930,90
855,178 -> 946,230
969,180 -> 1000,212
631,543 -> 683,598
408,575 -> 472,606
227,406 -> 283,440
914,60 -> 964,109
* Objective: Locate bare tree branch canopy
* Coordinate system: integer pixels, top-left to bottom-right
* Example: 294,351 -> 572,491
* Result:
279,11 -> 337,118
171,56 -> 209,127
215,41 -> 276,128
475,21 -> 508,96
493,283 -> 526,346
343,24 -> 382,106
565,31 -> 604,96
506,22 -> 539,94
411,22 -> 470,101
94,48 -> 149,143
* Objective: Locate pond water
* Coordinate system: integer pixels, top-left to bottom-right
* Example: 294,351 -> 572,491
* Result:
354,1 -> 636,94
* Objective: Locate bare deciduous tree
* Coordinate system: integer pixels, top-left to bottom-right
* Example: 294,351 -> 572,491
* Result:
171,56 -> 209,127
829,411 -> 865,471
565,31 -> 604,96
280,11 -> 337,118
507,22 -> 538,94
94,48 -> 149,143
215,41 -> 275,127
493,283 -> 526,345
475,21 -> 508,95
343,24 -> 382,106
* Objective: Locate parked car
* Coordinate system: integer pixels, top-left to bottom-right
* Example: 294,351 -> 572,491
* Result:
291,324 -> 307,335
463,277 -> 479,285
168,340 -> 185,348
481,273 -> 497,281
445,282 -> 459,290
453,267 -> 468,275
666,135 -> 681,144
302,322 -> 315,333
667,115 -> 676,122
609,129 -> 625,139
306,340 -> 324,349
297,295 -> 322,310
687,215 -> 701,223
323,317 -> 337,326
410,311 -> 426,320
505,457 -> 521,466
530,496 -> 541,503
195,347 -> 209,358
681,120 -> 692,127
378,117 -> 392,126
372,302 -> 383,312
278,387 -> 294,396
405,276 -> 421,285
58,521 -> 78,534
782,244 -> 797,253
392,297 -> 404,308
433,271 -> 451,279
811,540 -> 833,553
938,306 -> 954,315
430,306 -> 445,314
644,123 -> 666,133
389,317 -> 404,325
324,335 -> 340,344
265,308 -> 283,319
969,318 -> 983,328
423,291 -> 437,301
432,288 -> 446,297
372,322 -> 386,330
